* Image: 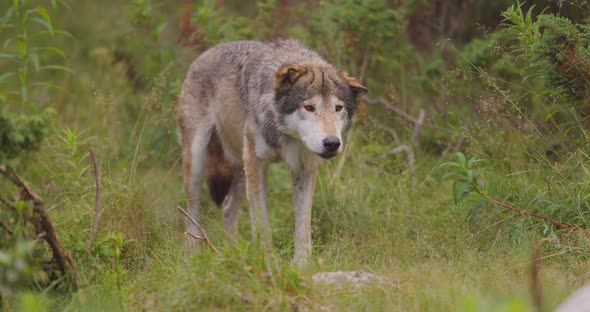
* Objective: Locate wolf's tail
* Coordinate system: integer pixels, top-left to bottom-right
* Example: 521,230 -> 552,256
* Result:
207,132 -> 232,207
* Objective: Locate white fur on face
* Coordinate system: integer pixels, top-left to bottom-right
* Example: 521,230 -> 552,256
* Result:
283,95 -> 346,156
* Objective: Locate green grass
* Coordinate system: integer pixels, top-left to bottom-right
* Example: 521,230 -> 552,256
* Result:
35,123 -> 588,311
1,1 -> 590,311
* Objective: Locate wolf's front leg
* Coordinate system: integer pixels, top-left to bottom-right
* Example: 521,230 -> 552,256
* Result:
292,167 -> 318,265
243,126 -> 272,248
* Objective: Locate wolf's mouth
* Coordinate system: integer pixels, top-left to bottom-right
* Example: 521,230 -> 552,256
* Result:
317,152 -> 338,159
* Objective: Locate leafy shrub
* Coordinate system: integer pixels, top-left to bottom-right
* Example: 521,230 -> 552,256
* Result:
0,0 -> 70,165
309,0 -> 402,76
502,2 -> 590,103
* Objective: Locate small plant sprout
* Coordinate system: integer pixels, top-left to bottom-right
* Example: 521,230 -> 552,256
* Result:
438,152 -> 488,204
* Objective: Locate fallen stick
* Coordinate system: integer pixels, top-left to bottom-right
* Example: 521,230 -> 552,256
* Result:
177,206 -> 220,255
0,166 -> 78,289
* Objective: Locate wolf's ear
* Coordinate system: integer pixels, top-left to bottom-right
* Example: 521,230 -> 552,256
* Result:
273,64 -> 307,90
341,71 -> 368,98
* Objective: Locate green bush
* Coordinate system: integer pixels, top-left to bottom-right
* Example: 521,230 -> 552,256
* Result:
0,0 -> 70,165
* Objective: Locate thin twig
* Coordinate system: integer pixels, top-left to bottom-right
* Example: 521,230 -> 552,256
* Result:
480,192 -> 573,230
453,128 -> 467,152
82,148 -> 102,260
377,144 -> 411,159
377,144 -> 415,176
177,206 -> 220,255
364,97 -> 418,124
185,232 -> 205,241
358,47 -> 370,83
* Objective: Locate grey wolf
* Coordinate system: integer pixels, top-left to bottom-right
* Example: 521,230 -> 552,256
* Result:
177,39 -> 367,264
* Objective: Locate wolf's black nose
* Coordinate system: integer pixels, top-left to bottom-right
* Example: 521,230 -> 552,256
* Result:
323,136 -> 341,153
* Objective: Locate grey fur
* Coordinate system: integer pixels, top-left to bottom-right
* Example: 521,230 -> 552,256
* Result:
177,38 -> 367,264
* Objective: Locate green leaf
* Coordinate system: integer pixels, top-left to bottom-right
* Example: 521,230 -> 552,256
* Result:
477,179 -> 486,193
457,188 -> 473,203
472,168 -> 489,178
519,184 -> 536,198
442,172 -> 466,181
456,152 -> 467,167
39,65 -> 73,74
20,84 -> 28,102
30,53 -> 40,71
0,52 -> 18,60
32,46 -> 65,58
32,29 -> 74,39
31,16 -> 54,35
31,7 -> 53,34
33,7 -> 51,23
0,6 -> 16,26
31,81 -> 67,91
525,5 -> 536,27
0,72 -> 15,84
4,36 -> 15,48
453,181 -> 473,204
437,161 -> 463,171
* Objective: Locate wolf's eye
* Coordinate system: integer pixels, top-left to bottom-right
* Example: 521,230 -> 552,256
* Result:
304,105 -> 315,112
335,105 -> 343,112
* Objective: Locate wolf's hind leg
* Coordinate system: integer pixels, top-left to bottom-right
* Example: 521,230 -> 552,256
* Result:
183,122 -> 214,254
223,168 -> 245,238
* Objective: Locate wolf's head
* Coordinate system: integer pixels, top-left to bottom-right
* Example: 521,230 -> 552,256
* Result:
273,63 -> 367,159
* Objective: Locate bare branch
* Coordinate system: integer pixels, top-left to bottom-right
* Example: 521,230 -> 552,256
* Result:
367,115 -> 400,144
377,144 -> 415,177
82,148 -> 102,261
453,129 -> 467,153
365,96 -> 424,179
0,166 -> 78,289
358,47 -> 370,82
364,97 -> 418,124
377,144 -> 411,159
177,206 -> 221,255
185,232 -> 205,241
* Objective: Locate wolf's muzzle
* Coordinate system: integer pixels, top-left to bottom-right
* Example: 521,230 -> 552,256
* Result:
322,136 -> 341,153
